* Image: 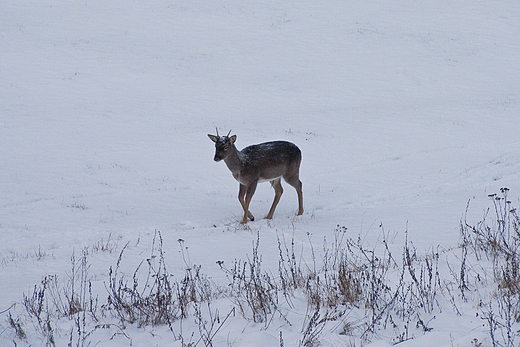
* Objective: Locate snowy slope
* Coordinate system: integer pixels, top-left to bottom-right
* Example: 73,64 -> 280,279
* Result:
1,0 -> 520,346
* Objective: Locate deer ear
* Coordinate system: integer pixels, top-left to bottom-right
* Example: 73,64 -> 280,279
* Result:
229,135 -> 237,144
208,134 -> 218,143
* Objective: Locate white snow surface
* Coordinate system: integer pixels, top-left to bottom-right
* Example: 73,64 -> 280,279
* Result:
1,0 -> 520,346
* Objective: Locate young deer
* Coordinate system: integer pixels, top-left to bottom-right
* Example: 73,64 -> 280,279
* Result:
208,130 -> 303,224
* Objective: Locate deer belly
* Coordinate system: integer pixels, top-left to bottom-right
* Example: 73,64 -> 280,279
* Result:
233,172 -> 282,185
258,176 -> 281,183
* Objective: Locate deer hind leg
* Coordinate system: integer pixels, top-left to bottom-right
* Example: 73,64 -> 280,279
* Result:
283,173 -> 304,216
266,178 -> 283,220
238,183 -> 256,224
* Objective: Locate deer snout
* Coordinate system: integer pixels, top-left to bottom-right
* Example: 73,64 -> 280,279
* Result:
214,154 -> 222,162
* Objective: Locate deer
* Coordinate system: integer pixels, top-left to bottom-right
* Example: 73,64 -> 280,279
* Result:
208,129 -> 303,224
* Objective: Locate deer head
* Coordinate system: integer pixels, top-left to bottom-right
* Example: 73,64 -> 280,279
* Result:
208,129 -> 236,162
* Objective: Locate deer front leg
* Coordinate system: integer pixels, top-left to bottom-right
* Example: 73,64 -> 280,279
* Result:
238,184 -> 255,224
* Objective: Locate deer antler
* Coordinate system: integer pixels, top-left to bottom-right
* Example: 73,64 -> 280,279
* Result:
226,129 -> 232,138
216,127 -> 220,138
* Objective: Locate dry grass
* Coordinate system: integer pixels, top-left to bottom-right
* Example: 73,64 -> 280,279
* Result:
5,190 -> 520,346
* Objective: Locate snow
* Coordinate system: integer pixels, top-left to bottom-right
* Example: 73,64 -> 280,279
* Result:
1,0 -> 520,346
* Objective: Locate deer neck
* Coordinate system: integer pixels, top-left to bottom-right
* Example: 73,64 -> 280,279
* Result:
223,145 -> 243,174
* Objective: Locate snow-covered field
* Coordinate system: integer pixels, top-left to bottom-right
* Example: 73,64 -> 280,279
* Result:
1,0 -> 520,346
